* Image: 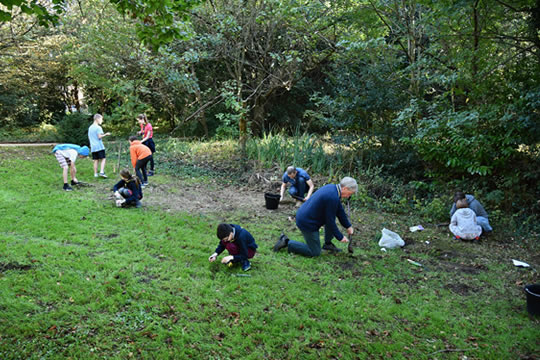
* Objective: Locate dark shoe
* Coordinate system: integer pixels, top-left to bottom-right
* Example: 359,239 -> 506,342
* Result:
148,170 -> 154,176
273,233 -> 289,252
63,184 -> 73,192
242,260 -> 251,271
322,242 -> 342,253
135,200 -> 142,208
70,180 -> 80,186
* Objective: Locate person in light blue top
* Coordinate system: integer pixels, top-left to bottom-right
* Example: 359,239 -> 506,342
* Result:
279,166 -> 315,205
88,114 -> 111,178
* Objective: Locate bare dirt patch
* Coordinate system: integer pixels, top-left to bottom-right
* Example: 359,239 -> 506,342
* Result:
0,262 -> 32,272
142,180 -> 298,221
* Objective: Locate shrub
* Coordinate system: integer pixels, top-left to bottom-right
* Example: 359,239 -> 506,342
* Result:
57,113 -> 92,145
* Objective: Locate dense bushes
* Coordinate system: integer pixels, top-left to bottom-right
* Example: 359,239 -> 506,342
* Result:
56,113 -> 92,146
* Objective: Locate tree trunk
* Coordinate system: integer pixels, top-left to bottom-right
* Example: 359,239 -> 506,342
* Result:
191,64 -> 208,138
472,0 -> 480,79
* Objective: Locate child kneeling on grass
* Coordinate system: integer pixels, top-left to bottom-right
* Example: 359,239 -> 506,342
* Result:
208,223 -> 258,271
112,169 -> 143,208
449,198 -> 482,240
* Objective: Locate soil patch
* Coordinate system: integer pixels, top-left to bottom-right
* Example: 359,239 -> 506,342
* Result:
112,179 -> 301,221
445,283 -> 476,295
434,260 -> 487,275
0,262 -> 32,272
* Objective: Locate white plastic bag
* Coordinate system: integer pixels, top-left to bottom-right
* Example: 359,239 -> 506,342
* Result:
378,228 -> 405,249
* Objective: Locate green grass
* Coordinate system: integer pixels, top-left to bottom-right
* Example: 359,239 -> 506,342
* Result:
0,145 -> 538,359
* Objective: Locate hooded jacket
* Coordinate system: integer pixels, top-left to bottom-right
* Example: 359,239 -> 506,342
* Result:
449,208 -> 482,239
450,194 -> 488,218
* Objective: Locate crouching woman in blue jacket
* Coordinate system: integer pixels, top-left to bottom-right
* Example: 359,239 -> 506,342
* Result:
112,169 -> 143,208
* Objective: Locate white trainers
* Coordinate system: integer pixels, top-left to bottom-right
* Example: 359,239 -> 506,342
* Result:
99,173 -> 108,178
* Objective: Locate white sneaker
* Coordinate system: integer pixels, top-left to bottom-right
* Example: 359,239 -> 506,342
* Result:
99,173 -> 108,178
94,173 -> 99,178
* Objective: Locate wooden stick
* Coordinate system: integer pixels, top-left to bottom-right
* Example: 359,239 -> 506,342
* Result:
429,348 -> 476,355
115,141 -> 122,174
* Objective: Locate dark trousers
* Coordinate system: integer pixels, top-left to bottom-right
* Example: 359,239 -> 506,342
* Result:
289,176 -> 307,199
142,138 -> 155,171
135,155 -> 152,183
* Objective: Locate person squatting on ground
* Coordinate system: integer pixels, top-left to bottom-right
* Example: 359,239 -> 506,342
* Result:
137,114 -> 156,176
88,113 -> 111,178
279,166 -> 315,205
449,198 -> 482,240
450,191 -> 493,234
209,223 -> 258,271
112,169 -> 143,208
52,144 -> 90,191
274,176 -> 357,257
128,136 -> 152,187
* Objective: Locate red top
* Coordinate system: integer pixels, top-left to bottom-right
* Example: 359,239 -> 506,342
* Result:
140,123 -> 153,139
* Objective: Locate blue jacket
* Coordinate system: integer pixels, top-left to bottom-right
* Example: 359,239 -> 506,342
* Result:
113,179 -> 143,203
282,167 -> 310,186
215,224 -> 258,263
296,184 -> 351,240
450,194 -> 488,218
52,144 -> 90,156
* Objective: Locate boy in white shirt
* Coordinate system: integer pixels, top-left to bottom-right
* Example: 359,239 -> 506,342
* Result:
52,144 -> 90,191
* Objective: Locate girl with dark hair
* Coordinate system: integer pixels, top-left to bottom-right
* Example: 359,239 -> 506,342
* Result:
112,169 -> 143,208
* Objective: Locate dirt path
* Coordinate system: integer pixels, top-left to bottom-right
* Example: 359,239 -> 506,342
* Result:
0,143 -> 57,147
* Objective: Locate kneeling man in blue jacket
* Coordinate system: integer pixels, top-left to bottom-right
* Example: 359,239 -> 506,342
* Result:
274,177 -> 357,256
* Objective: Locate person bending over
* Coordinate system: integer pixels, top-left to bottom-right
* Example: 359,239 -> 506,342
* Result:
274,176 -> 357,257
209,223 -> 258,271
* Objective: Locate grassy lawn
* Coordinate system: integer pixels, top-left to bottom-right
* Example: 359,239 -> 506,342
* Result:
0,145 -> 538,359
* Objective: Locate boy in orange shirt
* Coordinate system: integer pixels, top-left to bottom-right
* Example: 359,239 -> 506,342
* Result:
129,136 -> 153,187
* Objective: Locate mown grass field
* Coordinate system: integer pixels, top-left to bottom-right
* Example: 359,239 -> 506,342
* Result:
0,144 -> 538,359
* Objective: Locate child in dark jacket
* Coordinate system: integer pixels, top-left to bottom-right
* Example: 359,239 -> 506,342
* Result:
208,223 -> 258,271
112,169 -> 143,208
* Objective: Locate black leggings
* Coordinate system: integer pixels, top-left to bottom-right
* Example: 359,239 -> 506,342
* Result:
142,138 -> 155,171
135,155 -> 152,183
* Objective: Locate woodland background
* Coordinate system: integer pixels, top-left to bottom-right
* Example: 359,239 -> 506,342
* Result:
1,0 -> 539,229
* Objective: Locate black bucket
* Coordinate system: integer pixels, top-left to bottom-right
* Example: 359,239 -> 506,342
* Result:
264,193 -> 280,210
524,284 -> 540,316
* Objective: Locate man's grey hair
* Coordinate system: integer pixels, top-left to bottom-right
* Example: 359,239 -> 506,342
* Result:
286,166 -> 296,175
340,177 -> 358,193
93,113 -> 103,121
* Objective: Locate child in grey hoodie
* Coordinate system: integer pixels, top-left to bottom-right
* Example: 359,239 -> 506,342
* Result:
449,198 -> 482,240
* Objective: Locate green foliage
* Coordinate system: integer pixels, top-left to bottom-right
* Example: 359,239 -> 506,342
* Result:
0,122 -> 60,143
418,197 -> 447,224
1,0 -> 199,48
56,113 -> 91,145
246,132 -> 353,177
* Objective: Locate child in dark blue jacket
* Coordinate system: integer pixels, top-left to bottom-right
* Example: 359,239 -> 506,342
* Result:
112,169 -> 143,208
208,223 -> 258,271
